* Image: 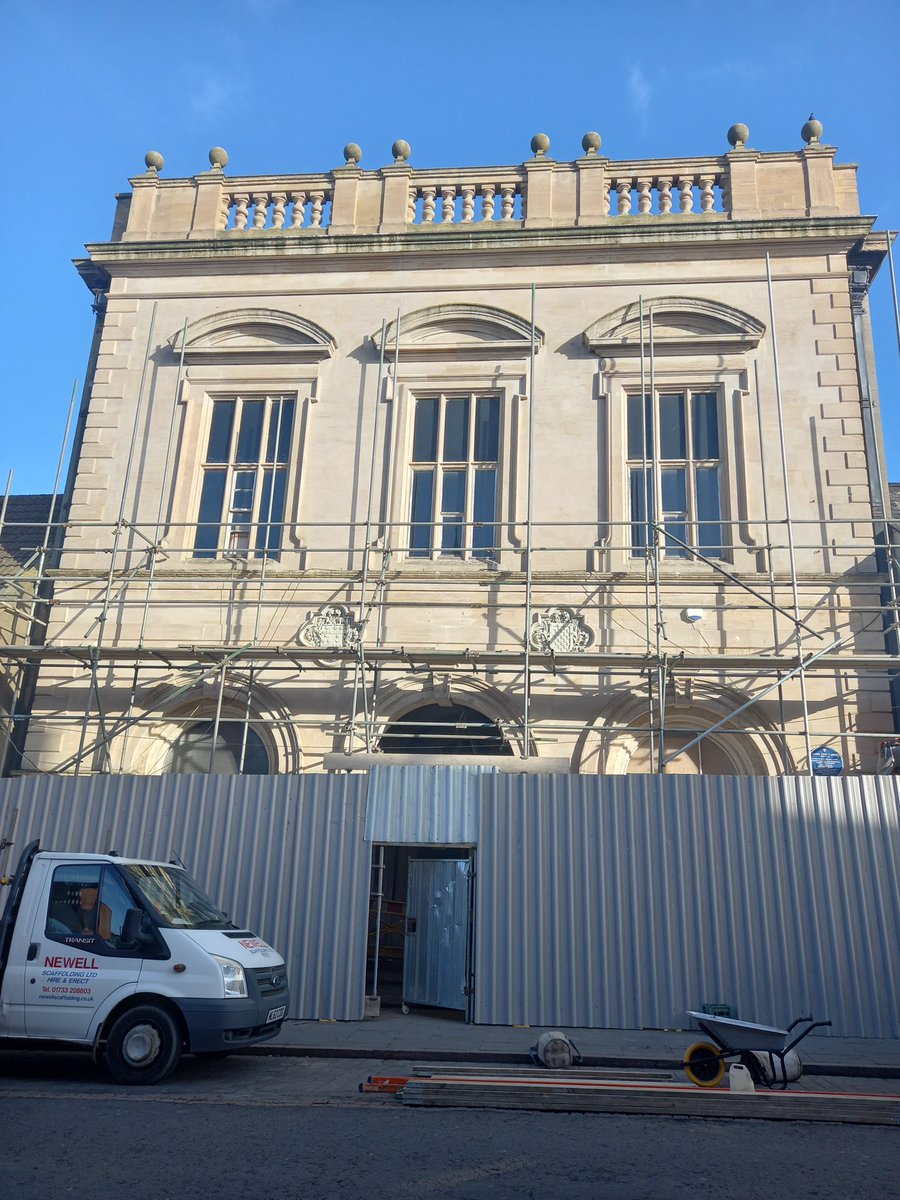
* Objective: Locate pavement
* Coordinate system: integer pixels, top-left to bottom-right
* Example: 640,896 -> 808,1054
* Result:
247,1007 -> 900,1081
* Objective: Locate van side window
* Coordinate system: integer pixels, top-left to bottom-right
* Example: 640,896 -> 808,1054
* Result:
45,865 -> 142,956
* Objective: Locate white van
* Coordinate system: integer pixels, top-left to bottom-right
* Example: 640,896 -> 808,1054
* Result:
0,841 -> 289,1084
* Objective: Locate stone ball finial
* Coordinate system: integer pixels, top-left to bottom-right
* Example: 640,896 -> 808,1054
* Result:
343,142 -> 363,166
208,146 -> 229,170
727,123 -> 749,149
391,139 -> 411,163
144,150 -> 164,173
531,132 -> 551,157
582,131 -> 602,156
801,113 -> 823,145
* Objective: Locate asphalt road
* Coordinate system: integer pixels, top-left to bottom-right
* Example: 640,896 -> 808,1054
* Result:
0,1050 -> 897,1199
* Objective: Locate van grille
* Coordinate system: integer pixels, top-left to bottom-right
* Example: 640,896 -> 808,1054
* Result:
250,966 -> 287,996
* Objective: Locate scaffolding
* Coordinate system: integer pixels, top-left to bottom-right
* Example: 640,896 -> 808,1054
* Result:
2,250 -> 900,782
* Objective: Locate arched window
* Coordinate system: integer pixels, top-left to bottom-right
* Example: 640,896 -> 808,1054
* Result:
379,703 -> 513,756
164,720 -> 269,775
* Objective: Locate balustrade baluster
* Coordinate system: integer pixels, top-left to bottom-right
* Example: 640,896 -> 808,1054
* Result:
616,179 -> 632,215
233,193 -> 250,231
678,176 -> 694,213
481,184 -> 496,221
699,175 -> 716,213
252,193 -> 269,229
290,192 -> 307,228
408,187 -> 418,224
441,185 -> 457,223
421,187 -> 437,223
601,181 -> 611,217
657,177 -> 673,215
461,185 -> 475,222
218,193 -> 231,231
271,193 -> 287,229
500,184 -> 516,221
309,191 -> 325,228
637,178 -> 652,215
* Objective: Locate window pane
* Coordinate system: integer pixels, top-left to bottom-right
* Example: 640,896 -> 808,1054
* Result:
193,471 -> 226,558
206,401 -> 235,464
231,470 -> 255,516
692,392 -> 719,459
696,465 -> 723,556
440,468 -> 465,556
442,397 -> 470,461
266,397 -> 295,464
630,467 -> 652,556
235,400 -> 264,462
661,467 -> 687,556
473,468 -> 497,559
659,394 -> 686,459
627,395 -> 653,460
408,469 -> 434,556
474,396 -> 499,462
412,398 -> 438,462
255,468 -> 287,558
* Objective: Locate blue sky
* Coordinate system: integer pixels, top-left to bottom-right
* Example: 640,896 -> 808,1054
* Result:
1,0 -> 898,493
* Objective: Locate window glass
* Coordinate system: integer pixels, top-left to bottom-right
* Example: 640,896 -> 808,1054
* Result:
122,864 -> 231,930
235,400 -> 265,462
442,397 -> 470,461
255,470 -> 287,555
628,389 -> 724,560
659,394 -> 686,460
193,396 -> 294,561
412,398 -> 439,462
696,465 -> 723,553
627,395 -> 653,460
473,469 -> 497,559
265,397 -> 295,464
45,865 -> 142,954
440,469 -> 466,556
165,720 -> 269,774
206,401 -> 235,463
692,392 -> 719,459
409,469 -> 435,556
474,396 -> 499,462
408,393 -> 499,558
193,471 -> 227,558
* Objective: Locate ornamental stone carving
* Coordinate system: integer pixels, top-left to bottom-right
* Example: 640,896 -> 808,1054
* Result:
529,607 -> 595,654
298,605 -> 361,650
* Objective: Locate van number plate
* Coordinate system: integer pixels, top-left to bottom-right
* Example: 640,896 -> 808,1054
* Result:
266,1005 -> 286,1023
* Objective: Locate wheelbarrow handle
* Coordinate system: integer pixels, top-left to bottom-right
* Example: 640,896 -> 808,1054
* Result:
785,1017 -> 832,1053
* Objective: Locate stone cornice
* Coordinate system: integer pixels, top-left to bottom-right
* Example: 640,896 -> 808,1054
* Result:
77,215 -> 878,286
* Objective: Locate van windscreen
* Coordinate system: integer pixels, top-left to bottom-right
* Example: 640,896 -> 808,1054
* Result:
121,864 -> 232,930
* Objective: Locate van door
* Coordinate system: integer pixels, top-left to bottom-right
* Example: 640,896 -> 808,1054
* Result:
25,863 -> 142,1040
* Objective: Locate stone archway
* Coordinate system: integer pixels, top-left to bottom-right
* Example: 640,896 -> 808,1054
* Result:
573,681 -> 790,776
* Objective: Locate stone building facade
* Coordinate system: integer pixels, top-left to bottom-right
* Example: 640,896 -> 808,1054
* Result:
17,122 -> 898,777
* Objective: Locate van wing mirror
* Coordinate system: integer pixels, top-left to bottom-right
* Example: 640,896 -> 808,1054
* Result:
122,907 -> 154,948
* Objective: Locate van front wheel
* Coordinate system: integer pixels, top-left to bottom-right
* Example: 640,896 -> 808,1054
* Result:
105,1005 -> 182,1085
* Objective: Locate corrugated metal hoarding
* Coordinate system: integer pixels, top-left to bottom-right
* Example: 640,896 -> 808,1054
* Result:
0,772 -> 370,1021
474,773 -> 900,1038
3,769 -> 899,1036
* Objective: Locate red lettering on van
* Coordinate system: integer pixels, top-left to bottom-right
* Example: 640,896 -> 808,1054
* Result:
44,955 -> 98,970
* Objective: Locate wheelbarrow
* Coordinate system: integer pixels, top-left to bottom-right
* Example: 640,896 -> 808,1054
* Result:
683,1011 -> 832,1089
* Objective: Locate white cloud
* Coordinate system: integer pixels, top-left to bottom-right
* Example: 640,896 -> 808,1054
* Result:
627,63 -> 652,117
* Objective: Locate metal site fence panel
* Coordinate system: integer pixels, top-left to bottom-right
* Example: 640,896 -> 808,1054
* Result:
0,771 -> 370,1021
474,772 -> 900,1038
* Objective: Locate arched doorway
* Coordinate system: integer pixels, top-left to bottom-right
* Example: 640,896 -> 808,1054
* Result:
379,702 -> 513,756
163,720 -> 270,774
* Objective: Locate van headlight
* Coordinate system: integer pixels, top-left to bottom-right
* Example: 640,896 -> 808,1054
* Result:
212,954 -> 248,998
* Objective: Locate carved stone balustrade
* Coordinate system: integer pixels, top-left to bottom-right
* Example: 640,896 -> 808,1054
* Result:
116,143 -> 861,242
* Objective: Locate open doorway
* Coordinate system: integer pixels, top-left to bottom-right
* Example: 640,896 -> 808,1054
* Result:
366,844 -> 475,1020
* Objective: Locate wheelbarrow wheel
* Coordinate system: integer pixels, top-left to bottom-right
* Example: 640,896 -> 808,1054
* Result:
683,1041 -> 725,1088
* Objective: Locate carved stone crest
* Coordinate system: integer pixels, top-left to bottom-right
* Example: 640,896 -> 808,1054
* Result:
529,607 -> 594,654
298,604 -> 361,650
